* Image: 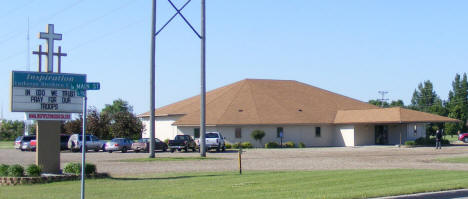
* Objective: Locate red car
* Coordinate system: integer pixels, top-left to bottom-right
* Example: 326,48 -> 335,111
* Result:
459,133 -> 468,143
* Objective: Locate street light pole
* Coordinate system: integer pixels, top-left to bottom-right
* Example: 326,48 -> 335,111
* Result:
149,0 -> 157,158
81,96 -> 87,199
200,0 -> 206,157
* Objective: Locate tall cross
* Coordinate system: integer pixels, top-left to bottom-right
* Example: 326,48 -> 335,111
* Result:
54,46 -> 67,73
39,24 -> 62,73
32,45 -> 47,72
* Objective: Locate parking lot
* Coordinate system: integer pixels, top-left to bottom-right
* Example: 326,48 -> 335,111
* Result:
1,145 -> 468,176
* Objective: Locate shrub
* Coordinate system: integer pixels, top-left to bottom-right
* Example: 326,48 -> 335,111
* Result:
241,142 -> 253,149
7,164 -> 24,177
64,163 -> 81,174
64,163 -> 97,175
225,143 -> 232,149
404,141 -> 416,146
26,164 -> 42,177
164,139 -> 170,145
251,130 -> 266,146
414,137 -> 426,145
298,142 -> 306,148
283,141 -> 295,148
0,164 -> 9,176
265,142 -> 280,148
232,142 -> 240,149
84,163 -> 96,175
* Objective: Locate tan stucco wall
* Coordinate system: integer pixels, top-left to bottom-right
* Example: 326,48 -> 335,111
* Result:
140,116 -> 428,147
335,125 -> 354,147
141,116 -> 181,140
406,123 -> 425,141
178,125 -> 335,147
354,124 -> 374,146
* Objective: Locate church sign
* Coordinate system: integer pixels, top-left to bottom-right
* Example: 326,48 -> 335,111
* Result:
11,71 -> 86,113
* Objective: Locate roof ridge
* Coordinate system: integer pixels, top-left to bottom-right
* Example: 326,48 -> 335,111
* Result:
295,81 -> 378,109
245,80 -> 261,123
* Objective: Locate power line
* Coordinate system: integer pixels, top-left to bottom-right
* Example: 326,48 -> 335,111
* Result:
68,18 -> 147,52
0,0 -> 85,45
0,0 -> 37,21
62,0 -> 136,35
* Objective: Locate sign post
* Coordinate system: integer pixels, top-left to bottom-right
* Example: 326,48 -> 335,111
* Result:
71,82 -> 100,199
10,24 -> 100,199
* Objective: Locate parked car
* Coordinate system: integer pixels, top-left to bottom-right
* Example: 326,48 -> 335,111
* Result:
21,138 -> 36,151
60,134 -> 71,150
196,132 -> 226,152
15,135 -> 36,151
459,132 -> 468,143
105,138 -> 133,153
168,135 -> 197,152
29,139 -> 36,151
14,136 -> 23,150
131,138 -> 168,153
68,134 -> 106,152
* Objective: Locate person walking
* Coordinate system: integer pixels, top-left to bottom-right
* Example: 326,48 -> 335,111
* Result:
435,129 -> 442,149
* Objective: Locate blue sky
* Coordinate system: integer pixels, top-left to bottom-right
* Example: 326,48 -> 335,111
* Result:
1,0 -> 467,120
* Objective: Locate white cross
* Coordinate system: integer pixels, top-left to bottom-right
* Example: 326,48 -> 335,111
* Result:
39,24 -> 62,73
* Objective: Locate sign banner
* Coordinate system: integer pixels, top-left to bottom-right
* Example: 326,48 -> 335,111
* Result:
11,71 -> 86,113
26,112 -> 72,121
12,71 -> 86,89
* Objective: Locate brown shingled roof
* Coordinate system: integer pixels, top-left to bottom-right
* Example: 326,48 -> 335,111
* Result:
139,79 -> 459,126
334,107 -> 460,124
140,79 -> 377,125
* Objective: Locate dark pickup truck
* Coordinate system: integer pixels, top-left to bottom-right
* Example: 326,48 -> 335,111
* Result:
168,135 -> 197,152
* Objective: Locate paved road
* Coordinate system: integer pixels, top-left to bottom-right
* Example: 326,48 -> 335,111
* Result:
375,189 -> 468,199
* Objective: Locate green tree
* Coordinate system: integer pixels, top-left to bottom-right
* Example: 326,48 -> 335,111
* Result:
368,99 -> 404,108
63,117 -> 83,134
86,107 -> 111,140
109,111 -> 143,140
389,100 -> 405,107
410,80 -> 443,113
0,120 -> 24,141
445,73 -> 468,135
251,130 -> 266,147
102,99 -> 133,118
410,80 -> 448,136
368,100 -> 389,107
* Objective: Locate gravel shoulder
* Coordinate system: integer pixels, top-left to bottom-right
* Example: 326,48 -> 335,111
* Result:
1,145 -> 468,176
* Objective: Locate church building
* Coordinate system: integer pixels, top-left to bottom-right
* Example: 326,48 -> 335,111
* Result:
138,79 -> 458,147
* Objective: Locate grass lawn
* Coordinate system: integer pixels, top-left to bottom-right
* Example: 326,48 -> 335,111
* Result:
2,169 -> 468,199
0,141 -> 14,149
437,156 -> 468,163
444,135 -> 460,142
118,157 -> 221,162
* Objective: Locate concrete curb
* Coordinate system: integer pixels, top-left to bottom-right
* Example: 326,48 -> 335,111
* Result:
373,189 -> 468,199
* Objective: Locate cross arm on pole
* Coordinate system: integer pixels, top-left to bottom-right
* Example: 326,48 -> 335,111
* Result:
167,0 -> 202,39
155,0 -> 192,36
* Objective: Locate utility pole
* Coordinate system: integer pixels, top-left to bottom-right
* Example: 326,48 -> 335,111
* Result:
149,0 -> 157,158
200,0 -> 206,157
149,0 -> 206,157
378,91 -> 389,108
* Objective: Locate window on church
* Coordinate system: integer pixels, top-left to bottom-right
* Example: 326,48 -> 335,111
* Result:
194,128 -> 200,138
315,127 -> 321,137
235,128 -> 242,138
277,127 -> 284,138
